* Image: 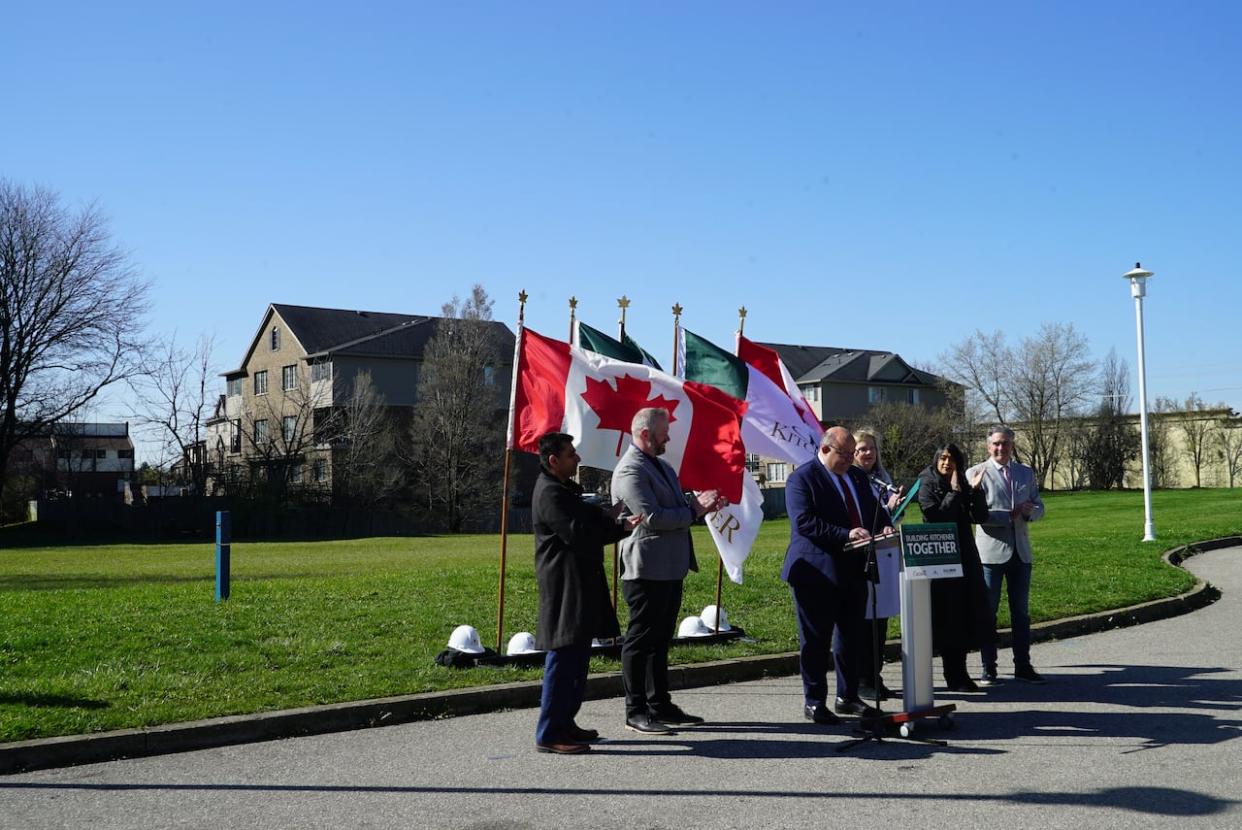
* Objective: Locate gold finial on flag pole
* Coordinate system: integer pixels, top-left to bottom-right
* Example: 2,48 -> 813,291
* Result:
568,296 -> 578,342
617,295 -> 630,338
738,306 -> 747,335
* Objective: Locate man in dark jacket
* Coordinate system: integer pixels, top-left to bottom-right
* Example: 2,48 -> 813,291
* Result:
533,431 -> 642,755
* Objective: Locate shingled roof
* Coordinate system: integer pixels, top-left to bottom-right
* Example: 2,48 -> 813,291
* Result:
757,341 -> 947,387
226,304 -> 515,375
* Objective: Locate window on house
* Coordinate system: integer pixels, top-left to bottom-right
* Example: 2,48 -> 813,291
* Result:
254,419 -> 268,445
230,419 -> 241,453
313,458 -> 327,483
80,450 -> 95,459
282,415 -> 296,443
118,449 -> 134,459
227,378 -> 242,397
291,464 -> 304,484
254,370 -> 268,395
271,327 -> 281,351
56,448 -> 72,459
766,462 -> 789,483
311,361 -> 332,382
800,384 -> 820,402
282,365 -> 297,391
483,366 -> 495,386
745,453 -> 761,472
908,387 -> 921,405
868,386 -> 885,404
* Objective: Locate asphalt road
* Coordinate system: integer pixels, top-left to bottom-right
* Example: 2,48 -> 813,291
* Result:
4,547 -> 1240,830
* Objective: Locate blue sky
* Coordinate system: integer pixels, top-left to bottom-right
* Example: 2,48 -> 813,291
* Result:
5,2 -> 1240,461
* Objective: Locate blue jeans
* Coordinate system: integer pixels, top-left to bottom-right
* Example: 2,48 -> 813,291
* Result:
981,557 -> 1033,671
535,645 -> 591,745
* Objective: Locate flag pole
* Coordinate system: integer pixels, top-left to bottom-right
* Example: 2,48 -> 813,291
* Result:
612,295 -> 630,611
711,306 -> 749,633
671,303 -> 683,373
568,296 -> 578,343
496,289 -> 528,651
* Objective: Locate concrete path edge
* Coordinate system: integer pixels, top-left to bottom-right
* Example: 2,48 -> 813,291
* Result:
3,534 -> 1235,775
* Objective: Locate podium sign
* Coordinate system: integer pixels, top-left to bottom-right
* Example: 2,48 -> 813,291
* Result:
899,523 -> 962,580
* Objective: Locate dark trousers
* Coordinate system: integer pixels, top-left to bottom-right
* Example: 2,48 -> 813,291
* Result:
535,644 -> 591,744
856,616 -> 889,690
621,578 -> 683,719
981,556 -> 1033,671
789,573 -> 866,704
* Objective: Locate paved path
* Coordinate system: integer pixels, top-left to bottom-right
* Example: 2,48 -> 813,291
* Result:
4,548 -> 1241,830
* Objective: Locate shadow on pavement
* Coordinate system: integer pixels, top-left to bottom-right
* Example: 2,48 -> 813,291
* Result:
0,782 -> 1231,817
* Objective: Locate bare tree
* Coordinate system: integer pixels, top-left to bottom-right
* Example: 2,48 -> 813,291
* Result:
1009,322 -> 1096,488
1215,413 -> 1242,488
0,181 -> 148,513
856,400 -> 965,490
128,334 -> 216,496
326,371 -> 404,513
1149,396 -> 1179,488
938,329 -> 1012,425
408,285 -> 506,532
1177,393 -> 1216,487
236,370 -> 325,503
1080,349 -> 1139,490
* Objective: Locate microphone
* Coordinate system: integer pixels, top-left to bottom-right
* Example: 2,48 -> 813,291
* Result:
870,475 -> 901,497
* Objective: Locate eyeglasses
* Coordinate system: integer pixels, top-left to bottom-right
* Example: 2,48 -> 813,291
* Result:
826,444 -> 854,456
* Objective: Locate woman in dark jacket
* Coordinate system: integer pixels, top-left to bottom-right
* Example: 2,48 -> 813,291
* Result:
917,442 -> 995,692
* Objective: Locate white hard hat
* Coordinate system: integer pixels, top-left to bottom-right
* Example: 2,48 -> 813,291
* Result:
700,605 -> 731,632
447,624 -> 484,654
678,615 -> 712,638
506,632 -> 538,655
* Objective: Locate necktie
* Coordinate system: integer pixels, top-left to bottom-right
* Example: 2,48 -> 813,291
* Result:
837,473 -> 864,529
1001,464 -> 1013,507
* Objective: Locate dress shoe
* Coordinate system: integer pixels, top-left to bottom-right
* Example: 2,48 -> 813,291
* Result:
858,682 -> 897,701
945,677 -> 980,693
1014,665 -> 1047,684
650,704 -> 705,725
979,667 -> 1000,686
834,697 -> 881,718
803,702 -> 841,725
624,715 -> 675,735
567,724 -> 601,742
535,740 -> 590,755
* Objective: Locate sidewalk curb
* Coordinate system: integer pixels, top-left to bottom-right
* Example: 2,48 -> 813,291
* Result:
2,537 -> 1234,775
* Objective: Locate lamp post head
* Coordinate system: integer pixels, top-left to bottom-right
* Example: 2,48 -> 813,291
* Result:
1124,261 -> 1154,298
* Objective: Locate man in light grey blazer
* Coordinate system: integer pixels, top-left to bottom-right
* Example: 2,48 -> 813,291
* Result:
967,425 -> 1047,685
611,406 -> 724,735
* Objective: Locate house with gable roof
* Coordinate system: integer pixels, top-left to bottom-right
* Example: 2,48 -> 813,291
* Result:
746,342 -> 959,487
205,303 -> 514,494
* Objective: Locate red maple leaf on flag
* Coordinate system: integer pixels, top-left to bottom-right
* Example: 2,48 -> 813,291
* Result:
581,374 -> 680,456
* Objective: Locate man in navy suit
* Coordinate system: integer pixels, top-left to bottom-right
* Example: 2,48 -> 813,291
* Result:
783,426 -> 893,724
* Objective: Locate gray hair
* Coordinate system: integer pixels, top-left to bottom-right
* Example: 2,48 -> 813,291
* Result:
987,425 -> 1015,441
632,406 -> 670,436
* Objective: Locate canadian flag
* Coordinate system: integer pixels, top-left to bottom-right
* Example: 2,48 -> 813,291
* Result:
509,327 -> 747,503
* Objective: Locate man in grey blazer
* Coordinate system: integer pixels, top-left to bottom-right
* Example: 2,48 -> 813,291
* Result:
967,425 -> 1047,685
611,406 -> 725,734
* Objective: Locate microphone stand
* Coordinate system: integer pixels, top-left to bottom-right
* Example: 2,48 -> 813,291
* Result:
837,472 -> 889,752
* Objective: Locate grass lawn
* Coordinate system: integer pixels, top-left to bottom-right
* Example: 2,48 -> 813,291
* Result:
1,488 -> 1237,742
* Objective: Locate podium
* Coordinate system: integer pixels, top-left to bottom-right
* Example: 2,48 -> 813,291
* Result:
843,524 -> 962,745
893,522 -> 963,737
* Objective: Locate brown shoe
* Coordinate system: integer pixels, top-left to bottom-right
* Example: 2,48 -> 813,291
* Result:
536,740 -> 590,755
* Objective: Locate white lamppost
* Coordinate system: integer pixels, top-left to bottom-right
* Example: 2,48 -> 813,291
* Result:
1123,262 -> 1156,541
